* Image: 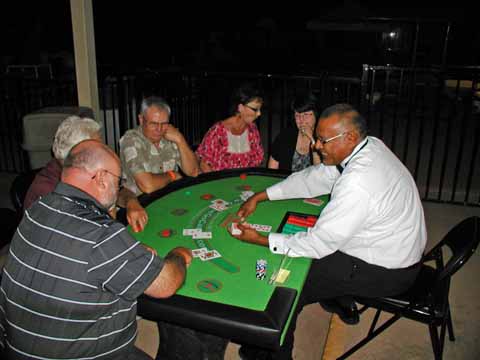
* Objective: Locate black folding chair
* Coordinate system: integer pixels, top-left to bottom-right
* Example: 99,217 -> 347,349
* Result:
338,216 -> 480,360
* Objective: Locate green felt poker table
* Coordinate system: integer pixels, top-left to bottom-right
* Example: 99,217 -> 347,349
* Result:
125,168 -> 328,349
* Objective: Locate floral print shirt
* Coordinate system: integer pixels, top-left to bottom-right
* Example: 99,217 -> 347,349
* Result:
196,122 -> 264,171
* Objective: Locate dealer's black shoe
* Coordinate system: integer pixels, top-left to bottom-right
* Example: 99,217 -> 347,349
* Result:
319,299 -> 359,325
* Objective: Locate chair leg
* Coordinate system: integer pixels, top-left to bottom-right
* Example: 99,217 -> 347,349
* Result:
337,311 -> 400,360
446,306 -> 455,341
429,324 -> 444,360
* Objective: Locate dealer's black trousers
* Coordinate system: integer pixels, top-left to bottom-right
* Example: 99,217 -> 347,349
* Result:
271,251 -> 421,359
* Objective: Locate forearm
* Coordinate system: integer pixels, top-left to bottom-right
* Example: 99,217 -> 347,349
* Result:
253,190 -> 269,203
144,250 -> 187,298
244,232 -> 269,247
116,187 -> 138,208
135,172 -> 173,194
267,166 -> 333,200
177,139 -> 199,177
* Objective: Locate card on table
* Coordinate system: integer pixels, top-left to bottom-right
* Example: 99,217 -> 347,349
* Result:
183,228 -> 202,236
199,249 -> 222,261
191,247 -> 208,258
211,198 -> 229,206
303,198 -> 324,206
192,231 -> 212,239
209,203 -> 228,212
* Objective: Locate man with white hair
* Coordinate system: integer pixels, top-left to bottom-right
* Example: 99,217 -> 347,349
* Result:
24,115 -> 148,232
120,96 -> 199,195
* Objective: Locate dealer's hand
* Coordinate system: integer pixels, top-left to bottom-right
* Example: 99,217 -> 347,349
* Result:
229,223 -> 269,247
237,197 -> 258,220
237,191 -> 269,221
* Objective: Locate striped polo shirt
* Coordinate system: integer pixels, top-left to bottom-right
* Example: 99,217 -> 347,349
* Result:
0,183 -> 163,359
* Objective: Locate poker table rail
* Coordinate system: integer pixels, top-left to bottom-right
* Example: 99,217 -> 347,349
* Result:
138,285 -> 296,349
137,167 -> 292,207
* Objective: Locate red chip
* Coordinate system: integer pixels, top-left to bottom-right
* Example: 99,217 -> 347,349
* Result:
201,193 -> 213,200
239,173 -> 247,180
161,229 -> 171,237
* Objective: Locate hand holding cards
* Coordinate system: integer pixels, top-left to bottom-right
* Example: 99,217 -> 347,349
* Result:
229,221 -> 271,236
230,222 -> 242,235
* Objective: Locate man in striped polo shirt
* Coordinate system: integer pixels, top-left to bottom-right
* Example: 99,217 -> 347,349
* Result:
0,140 -> 192,359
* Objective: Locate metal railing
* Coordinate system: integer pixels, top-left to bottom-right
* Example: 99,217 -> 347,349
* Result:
359,65 -> 479,206
0,66 -> 478,206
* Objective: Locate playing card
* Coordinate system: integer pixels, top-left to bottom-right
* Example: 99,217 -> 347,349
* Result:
192,231 -> 212,239
199,249 -> 222,261
230,222 -> 242,235
240,191 -> 255,201
211,198 -> 229,206
248,223 -> 272,232
183,228 -> 202,236
303,198 -> 324,206
191,247 -> 208,258
209,203 -> 228,212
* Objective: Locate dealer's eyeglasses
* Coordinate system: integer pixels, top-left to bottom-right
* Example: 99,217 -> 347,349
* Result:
317,132 -> 348,145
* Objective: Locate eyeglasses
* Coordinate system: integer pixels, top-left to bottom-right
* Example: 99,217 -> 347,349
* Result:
145,121 -> 169,129
317,132 -> 347,145
244,104 -> 261,113
91,169 -> 122,182
294,111 -> 315,119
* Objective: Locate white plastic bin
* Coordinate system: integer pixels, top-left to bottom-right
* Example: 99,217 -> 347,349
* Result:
21,106 -> 94,169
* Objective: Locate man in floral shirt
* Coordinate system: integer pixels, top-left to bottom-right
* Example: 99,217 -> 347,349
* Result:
120,96 -> 199,195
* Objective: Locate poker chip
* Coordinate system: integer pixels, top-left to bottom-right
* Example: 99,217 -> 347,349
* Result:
160,229 -> 172,237
239,173 -> 247,180
256,259 -> 267,280
201,193 -> 214,200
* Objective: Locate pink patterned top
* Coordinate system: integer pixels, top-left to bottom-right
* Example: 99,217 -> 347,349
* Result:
196,122 -> 264,171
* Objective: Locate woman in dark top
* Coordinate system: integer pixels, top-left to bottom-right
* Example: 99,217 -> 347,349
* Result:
268,92 -> 321,171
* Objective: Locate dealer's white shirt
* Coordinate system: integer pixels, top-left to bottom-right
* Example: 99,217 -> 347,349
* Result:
267,136 -> 427,269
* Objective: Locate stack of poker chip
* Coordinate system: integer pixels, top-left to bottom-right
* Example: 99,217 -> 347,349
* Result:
256,259 -> 267,280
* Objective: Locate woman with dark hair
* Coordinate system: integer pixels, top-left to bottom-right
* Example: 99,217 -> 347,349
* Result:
268,91 -> 321,171
196,83 -> 264,172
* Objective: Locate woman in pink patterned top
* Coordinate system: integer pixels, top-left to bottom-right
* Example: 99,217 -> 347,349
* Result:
196,84 -> 264,172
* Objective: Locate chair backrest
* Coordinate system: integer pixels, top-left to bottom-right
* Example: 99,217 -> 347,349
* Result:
9,169 -> 40,213
425,216 -> 480,283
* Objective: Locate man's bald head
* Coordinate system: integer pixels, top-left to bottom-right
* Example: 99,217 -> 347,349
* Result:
63,140 -> 118,174
62,140 -> 121,209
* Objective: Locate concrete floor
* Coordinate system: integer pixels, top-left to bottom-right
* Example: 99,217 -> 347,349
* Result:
1,173 -> 479,359
134,202 -> 480,360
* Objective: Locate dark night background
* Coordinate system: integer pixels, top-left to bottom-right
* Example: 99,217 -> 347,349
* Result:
0,1 -> 478,77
